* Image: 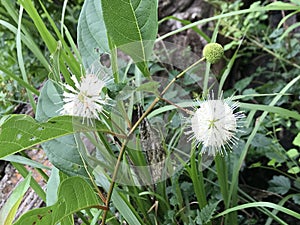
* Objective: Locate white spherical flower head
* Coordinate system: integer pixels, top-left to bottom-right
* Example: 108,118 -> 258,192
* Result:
189,95 -> 244,156
60,73 -> 110,123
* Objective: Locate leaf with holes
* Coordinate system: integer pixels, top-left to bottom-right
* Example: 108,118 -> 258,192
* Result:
101,0 -> 158,76
35,80 -> 96,177
77,0 -> 110,69
0,114 -> 102,159
13,177 -> 103,225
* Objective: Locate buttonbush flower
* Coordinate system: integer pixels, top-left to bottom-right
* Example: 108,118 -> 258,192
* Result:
188,93 -> 244,156
59,72 -> 110,123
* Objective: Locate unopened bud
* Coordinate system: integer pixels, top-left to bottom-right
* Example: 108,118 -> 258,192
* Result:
203,43 -> 224,64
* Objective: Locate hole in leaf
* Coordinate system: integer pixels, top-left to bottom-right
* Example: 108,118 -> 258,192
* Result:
100,53 -> 111,68
29,137 -> 37,141
72,164 -> 81,171
37,214 -> 43,220
37,126 -> 45,131
16,133 -> 22,140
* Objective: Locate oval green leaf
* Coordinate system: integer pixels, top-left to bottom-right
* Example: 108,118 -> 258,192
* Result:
101,0 -> 158,76
13,177 -> 102,225
35,80 -> 86,177
77,0 -> 110,69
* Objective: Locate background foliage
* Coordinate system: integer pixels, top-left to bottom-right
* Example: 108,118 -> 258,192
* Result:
0,0 -> 299,225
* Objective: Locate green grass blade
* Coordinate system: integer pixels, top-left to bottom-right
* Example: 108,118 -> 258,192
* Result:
148,100 -> 300,121
19,0 -> 79,84
214,202 -> 300,220
157,3 -> 299,42
279,22 -> 300,40
37,0 -> 80,78
19,0 -> 57,52
60,0 -> 68,38
239,103 -> 300,121
158,15 -> 210,42
218,40 -> 242,95
64,25 -> 82,65
188,152 -> 208,209
0,174 -> 31,225
2,1 -> 50,71
11,162 -> 46,202
265,194 -> 300,225
16,6 -> 36,111
2,155 -> 51,170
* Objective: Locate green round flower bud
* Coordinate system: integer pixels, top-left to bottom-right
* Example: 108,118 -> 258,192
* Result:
203,43 -> 224,64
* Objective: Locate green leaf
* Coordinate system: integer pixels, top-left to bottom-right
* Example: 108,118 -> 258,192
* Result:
286,148 -> 299,159
41,134 -> 89,177
49,41 -> 62,83
0,80 -> 108,177
294,178 -> 300,189
196,201 -> 220,224
266,150 -> 286,164
293,195 -> 300,205
242,88 -> 258,100
46,167 -> 60,206
268,175 -> 291,195
291,0 -> 300,6
266,1 -> 300,10
288,166 -> 300,174
13,177 -> 102,225
279,22 -> 300,41
35,80 -> 63,121
234,76 -> 253,92
35,80 -> 89,177
249,162 -> 262,168
60,216 -> 74,225
101,0 -> 158,76
136,81 -> 159,95
251,133 -> 272,147
293,133 -> 300,147
267,158 -> 278,167
0,174 -> 31,225
77,0 -> 109,69
0,114 -> 100,159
